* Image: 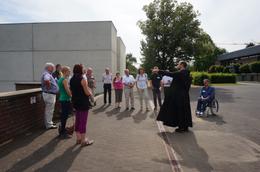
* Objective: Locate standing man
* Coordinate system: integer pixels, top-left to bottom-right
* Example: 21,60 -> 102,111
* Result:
123,69 -> 136,110
87,67 -> 96,106
41,62 -> 59,129
102,68 -> 113,105
156,61 -> 192,133
151,66 -> 162,110
52,64 -> 62,81
161,71 -> 173,99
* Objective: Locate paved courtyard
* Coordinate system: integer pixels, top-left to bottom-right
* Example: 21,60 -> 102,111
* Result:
0,83 -> 260,172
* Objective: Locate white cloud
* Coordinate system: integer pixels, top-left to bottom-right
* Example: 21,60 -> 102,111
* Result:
0,0 -> 259,61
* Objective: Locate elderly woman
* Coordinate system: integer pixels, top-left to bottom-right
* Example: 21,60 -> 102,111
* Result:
70,64 -> 94,146
57,66 -> 72,138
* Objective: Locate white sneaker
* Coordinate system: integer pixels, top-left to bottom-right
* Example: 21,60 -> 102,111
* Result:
196,111 -> 200,115
199,112 -> 204,116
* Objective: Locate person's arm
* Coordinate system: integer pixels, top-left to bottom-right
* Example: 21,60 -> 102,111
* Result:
158,70 -> 178,78
63,79 -> 72,97
135,75 -> 139,89
81,79 -> 92,96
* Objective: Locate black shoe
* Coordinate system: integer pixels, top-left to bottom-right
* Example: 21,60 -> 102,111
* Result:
175,128 -> 188,133
59,133 -> 72,139
125,108 -> 129,111
130,107 -> 135,111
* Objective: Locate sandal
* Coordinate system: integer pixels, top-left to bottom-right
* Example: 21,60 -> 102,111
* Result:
81,139 -> 94,147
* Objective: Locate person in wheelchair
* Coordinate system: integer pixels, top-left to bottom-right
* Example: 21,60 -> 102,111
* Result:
196,79 -> 215,116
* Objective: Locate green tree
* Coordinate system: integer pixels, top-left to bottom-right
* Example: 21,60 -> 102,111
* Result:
126,53 -> 137,76
193,31 -> 227,71
138,0 -> 201,71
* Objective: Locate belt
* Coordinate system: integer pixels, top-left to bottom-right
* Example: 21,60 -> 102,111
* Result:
43,91 -> 56,95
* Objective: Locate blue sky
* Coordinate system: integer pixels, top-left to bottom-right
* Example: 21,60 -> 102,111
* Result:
0,0 -> 260,63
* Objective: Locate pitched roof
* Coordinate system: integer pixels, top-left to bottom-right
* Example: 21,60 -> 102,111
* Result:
218,45 -> 260,61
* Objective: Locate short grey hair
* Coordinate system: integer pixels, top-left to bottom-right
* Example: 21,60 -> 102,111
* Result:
45,62 -> 55,69
203,79 -> 210,83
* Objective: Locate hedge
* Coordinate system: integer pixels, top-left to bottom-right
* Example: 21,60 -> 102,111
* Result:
250,61 -> 260,73
208,65 -> 224,73
240,64 -> 251,73
191,72 -> 237,85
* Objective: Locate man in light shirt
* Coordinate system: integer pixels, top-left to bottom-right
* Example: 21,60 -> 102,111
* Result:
102,68 -> 113,105
122,69 -> 136,110
41,62 -> 59,129
162,72 -> 173,99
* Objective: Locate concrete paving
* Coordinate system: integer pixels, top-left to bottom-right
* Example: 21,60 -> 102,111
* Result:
1,84 -> 260,172
161,83 -> 260,172
0,92 -> 172,172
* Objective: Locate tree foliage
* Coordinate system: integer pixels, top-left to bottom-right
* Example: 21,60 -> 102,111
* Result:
138,0 -> 201,71
126,53 -> 137,76
138,0 -> 226,72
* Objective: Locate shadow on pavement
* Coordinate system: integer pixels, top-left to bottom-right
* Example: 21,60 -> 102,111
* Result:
157,131 -> 214,172
6,136 -> 61,172
92,104 -> 110,114
132,110 -> 148,123
35,145 -> 81,172
116,110 -> 134,120
199,114 -> 227,125
105,107 -> 121,117
0,129 -> 46,159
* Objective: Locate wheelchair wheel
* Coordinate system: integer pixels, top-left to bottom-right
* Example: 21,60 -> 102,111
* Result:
210,99 -> 219,115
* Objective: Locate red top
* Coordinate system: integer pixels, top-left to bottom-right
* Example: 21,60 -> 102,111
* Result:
113,78 -> 123,90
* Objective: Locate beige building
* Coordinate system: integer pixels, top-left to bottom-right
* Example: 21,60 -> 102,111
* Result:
0,21 -> 126,93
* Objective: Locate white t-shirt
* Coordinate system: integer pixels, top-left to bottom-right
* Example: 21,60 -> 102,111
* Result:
162,76 -> 173,87
122,75 -> 135,88
136,73 -> 148,89
102,73 -> 113,84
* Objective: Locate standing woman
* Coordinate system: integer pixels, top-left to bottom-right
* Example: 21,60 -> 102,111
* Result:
136,68 -> 149,111
113,72 -> 124,108
57,66 -> 72,138
70,64 -> 94,146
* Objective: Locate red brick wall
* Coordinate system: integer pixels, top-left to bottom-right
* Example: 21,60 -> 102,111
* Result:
0,88 -> 44,144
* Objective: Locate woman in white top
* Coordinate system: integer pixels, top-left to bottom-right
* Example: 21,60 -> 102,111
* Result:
136,67 -> 149,111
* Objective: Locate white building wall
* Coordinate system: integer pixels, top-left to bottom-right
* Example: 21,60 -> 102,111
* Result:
0,21 -> 125,93
117,37 -> 126,75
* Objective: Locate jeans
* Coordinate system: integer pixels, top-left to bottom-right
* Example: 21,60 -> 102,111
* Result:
115,89 -> 123,103
42,92 -> 56,128
60,101 -> 72,135
197,98 -> 211,112
152,88 -> 162,108
103,84 -> 112,104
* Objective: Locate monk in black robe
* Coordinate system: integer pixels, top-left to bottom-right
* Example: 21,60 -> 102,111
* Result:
155,61 -> 192,132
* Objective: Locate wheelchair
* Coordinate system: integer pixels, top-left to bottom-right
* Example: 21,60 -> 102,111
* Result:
196,97 -> 219,117
206,97 -> 219,116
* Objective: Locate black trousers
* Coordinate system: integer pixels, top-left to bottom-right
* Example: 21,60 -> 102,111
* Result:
152,88 -> 162,108
60,101 -> 72,135
104,84 -> 112,104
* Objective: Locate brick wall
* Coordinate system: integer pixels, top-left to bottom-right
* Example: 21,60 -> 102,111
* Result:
0,88 -> 44,144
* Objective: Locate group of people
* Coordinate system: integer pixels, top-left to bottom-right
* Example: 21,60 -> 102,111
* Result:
41,63 -> 94,146
41,60 -> 214,144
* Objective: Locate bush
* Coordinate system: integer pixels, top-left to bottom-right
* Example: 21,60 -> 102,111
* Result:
208,65 -> 224,73
223,66 -> 231,73
239,64 -> 251,73
210,73 -> 236,83
192,72 -> 210,86
250,61 -> 260,73
191,72 -> 237,85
